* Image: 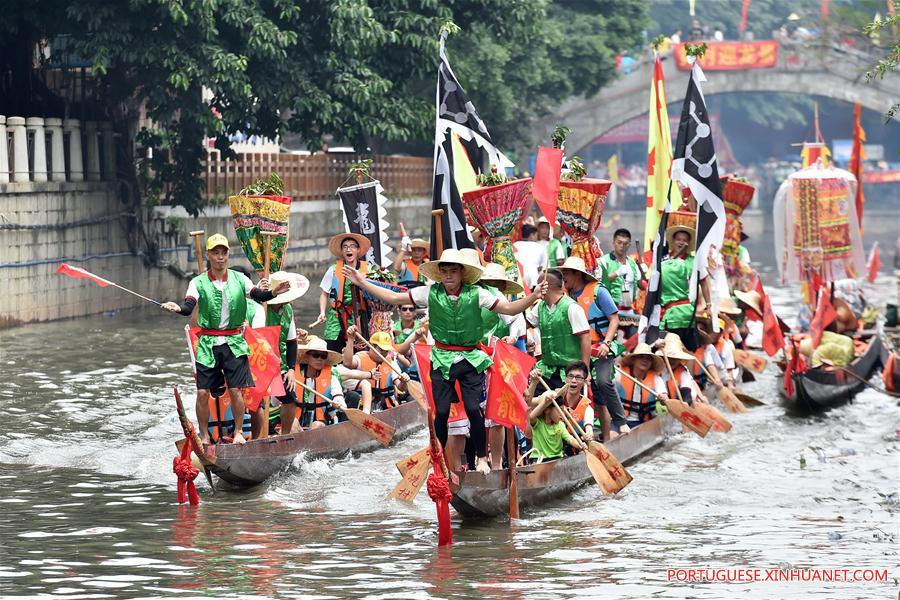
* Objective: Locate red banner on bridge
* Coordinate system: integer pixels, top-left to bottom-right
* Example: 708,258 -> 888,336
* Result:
674,41 -> 779,71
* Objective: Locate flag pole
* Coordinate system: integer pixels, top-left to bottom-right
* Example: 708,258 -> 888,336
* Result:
432,209 -> 445,256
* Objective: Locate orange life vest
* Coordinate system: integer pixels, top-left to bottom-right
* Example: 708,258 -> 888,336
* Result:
565,394 -> 592,424
403,259 -> 427,282
331,260 -> 369,311
618,365 -> 659,423
573,281 -> 601,343
295,364 -> 336,424
666,364 -> 691,399
355,351 -> 396,405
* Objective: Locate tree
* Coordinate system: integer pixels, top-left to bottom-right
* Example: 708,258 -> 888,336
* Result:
863,6 -> 899,121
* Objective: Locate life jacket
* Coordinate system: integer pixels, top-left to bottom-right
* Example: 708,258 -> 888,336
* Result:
572,282 -> 611,343
566,394 -> 591,424
665,363 -> 695,403
295,364 -> 336,425
329,260 -> 368,313
355,352 -> 396,406
618,365 -> 659,423
538,295 -> 583,370
401,259 -> 427,284
692,347 -> 705,378
206,391 -> 251,442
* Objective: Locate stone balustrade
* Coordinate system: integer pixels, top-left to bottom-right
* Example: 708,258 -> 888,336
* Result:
0,116 -> 117,185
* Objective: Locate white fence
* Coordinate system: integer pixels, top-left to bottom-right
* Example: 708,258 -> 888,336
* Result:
0,116 -> 117,185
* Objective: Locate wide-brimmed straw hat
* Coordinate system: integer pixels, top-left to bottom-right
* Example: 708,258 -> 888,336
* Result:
267,271 -> 310,305
479,262 -> 525,296
666,225 -> 696,253
419,248 -> 484,285
328,233 -> 371,259
659,333 -> 696,362
298,335 -> 342,366
621,342 -> 664,372
734,290 -> 763,316
408,238 -> 430,250
717,297 -> 742,316
459,247 -> 486,268
558,256 -> 598,283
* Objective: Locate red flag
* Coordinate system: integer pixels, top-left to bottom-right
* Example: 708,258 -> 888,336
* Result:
55,263 -> 112,287
866,242 -> 882,283
754,278 -> 786,357
739,0 -> 752,32
849,102 -> 867,227
485,340 -> 535,429
809,287 -> 836,347
412,344 -> 466,422
784,343 -> 796,398
532,146 -> 563,225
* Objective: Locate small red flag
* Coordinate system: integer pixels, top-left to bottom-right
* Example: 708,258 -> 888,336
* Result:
532,146 -> 564,225
866,242 -> 882,283
809,287 -> 836,347
754,278 -> 786,356
55,263 -> 112,287
784,345 -> 796,398
412,344 -> 466,422
485,340 -> 535,429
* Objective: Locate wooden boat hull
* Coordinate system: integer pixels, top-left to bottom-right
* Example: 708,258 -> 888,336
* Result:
781,335 -> 883,415
179,400 -> 426,488
449,414 -> 673,518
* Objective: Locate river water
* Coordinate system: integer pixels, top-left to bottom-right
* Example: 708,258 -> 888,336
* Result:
0,273 -> 897,599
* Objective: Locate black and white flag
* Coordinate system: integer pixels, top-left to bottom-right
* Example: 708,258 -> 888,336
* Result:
671,60 -> 726,327
638,200 -> 671,344
431,32 -> 512,258
337,180 -> 391,267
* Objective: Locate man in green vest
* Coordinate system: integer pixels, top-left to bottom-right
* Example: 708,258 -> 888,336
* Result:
599,228 -> 643,336
162,234 -> 290,444
660,224 -> 699,351
341,248 -> 546,475
310,233 -> 371,353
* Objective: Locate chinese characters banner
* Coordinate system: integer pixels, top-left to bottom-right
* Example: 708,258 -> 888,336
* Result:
673,41 -> 779,71
337,180 -> 392,267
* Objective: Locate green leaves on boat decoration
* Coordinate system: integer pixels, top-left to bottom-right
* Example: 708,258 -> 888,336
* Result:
239,173 -> 284,196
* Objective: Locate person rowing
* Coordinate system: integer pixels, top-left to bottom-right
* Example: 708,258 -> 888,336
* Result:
294,336 -> 347,430
342,327 -> 410,412
614,343 -> 669,429
161,233 -> 291,444
340,248 -> 547,475
656,333 -> 709,405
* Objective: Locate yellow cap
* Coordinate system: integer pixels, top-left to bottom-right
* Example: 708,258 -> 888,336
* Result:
206,234 -> 229,251
369,331 -> 394,352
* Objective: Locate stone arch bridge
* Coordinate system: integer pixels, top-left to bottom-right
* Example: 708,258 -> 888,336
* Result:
540,40 -> 897,154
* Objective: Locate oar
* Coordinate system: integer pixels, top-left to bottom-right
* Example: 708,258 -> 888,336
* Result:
173,387 -> 216,490
694,360 -> 749,412
830,365 -> 900,398
733,390 -> 766,406
614,367 -> 711,437
189,230 -> 205,273
734,348 -> 768,373
352,330 -> 428,412
294,379 -> 395,447
661,353 -> 726,432
537,378 -> 632,493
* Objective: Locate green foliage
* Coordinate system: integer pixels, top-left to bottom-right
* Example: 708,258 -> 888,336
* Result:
239,173 -> 284,197
475,167 -> 507,187
684,42 -> 708,58
863,8 -> 899,121
562,156 -> 586,181
550,125 -> 571,149
348,159 -> 373,181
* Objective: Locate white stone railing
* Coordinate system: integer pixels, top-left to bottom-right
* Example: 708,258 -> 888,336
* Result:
0,116 -> 117,185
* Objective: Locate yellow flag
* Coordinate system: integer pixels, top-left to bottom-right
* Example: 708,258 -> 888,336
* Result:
450,132 -> 478,194
607,154 -> 619,185
644,55 -> 681,249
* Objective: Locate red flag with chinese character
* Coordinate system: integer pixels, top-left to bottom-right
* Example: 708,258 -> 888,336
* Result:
754,278 -> 786,356
532,146 -> 563,226
485,340 -> 535,429
809,287 -> 836,347
866,242 -> 881,283
189,325 -> 285,412
411,343 -> 466,422
55,263 -> 113,287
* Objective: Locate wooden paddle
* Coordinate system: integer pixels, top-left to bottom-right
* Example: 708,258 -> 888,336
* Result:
352,330 -> 428,412
733,390 -> 766,406
396,446 -> 430,476
694,361 -> 749,413
294,379 -> 395,446
388,449 -> 431,502
537,378 -> 632,494
734,348 -> 768,373
661,353 -> 725,432
614,367 -> 711,437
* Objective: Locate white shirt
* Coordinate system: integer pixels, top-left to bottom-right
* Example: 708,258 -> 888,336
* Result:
186,272 -> 255,346
408,284 -> 499,311
319,265 -> 337,294
513,240 -> 547,288
526,297 -> 590,336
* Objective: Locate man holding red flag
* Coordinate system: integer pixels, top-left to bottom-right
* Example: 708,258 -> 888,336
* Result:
162,233 -> 289,444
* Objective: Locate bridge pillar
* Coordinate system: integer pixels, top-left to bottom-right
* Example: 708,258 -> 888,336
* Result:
84,121 -> 101,181
45,118 -> 66,182
63,119 -> 84,182
0,116 -> 8,184
26,117 -> 48,183
8,116 -> 29,182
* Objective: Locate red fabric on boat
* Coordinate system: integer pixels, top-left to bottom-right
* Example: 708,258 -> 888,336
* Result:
173,440 -> 200,505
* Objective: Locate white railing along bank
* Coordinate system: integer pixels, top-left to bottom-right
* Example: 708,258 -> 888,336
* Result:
0,116 -> 117,185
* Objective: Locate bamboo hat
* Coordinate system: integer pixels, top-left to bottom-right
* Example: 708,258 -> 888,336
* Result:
459,247 -> 486,268
408,238 -> 430,250
717,297 -> 742,316
328,233 -> 371,259
621,342 -> 664,372
659,333 -> 696,362
479,262 -> 525,296
665,210 -> 697,253
419,248 -> 483,285
267,271 -> 310,305
298,335 -> 343,366
558,256 -> 598,283
734,290 -> 763,317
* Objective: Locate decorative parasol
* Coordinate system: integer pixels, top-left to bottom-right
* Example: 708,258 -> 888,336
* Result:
720,175 -> 755,268
463,178 -> 533,280
556,178 -> 611,275
229,174 -> 291,273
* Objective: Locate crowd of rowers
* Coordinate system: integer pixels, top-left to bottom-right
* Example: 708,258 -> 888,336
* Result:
162,215 -> 802,477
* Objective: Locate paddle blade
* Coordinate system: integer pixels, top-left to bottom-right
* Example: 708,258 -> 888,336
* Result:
720,388 -> 748,413
734,390 -> 765,407
664,399 -> 711,437
344,408 -> 395,446
735,349 -> 768,373
406,380 -> 429,413
692,402 -> 733,432
585,452 -> 618,495
588,441 -> 633,491
387,453 -> 431,503
396,446 -> 430,476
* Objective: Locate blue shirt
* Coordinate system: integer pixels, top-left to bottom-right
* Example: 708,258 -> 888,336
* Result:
571,284 -> 618,335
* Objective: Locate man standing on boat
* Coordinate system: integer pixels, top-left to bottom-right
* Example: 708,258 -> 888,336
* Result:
599,228 -> 643,335
341,248 -> 546,475
162,234 -> 290,444
311,233 -> 371,353
659,221 -> 699,350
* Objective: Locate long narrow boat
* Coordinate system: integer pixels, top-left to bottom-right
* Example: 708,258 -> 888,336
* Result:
781,335 -> 883,416
175,395 -> 426,488
449,414 -> 674,518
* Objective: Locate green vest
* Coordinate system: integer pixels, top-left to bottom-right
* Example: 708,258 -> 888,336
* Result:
266,304 -> 295,371
479,284 -> 508,343
537,295 -> 582,378
393,319 -> 420,344
599,254 -> 640,305
547,238 -> 567,267
428,284 -> 491,379
660,255 -> 695,329
194,270 -> 250,368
